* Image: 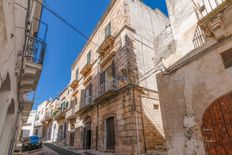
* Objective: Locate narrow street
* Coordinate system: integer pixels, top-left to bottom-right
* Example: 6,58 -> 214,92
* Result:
22,145 -> 58,155
43,143 -> 82,155
22,143 -> 82,155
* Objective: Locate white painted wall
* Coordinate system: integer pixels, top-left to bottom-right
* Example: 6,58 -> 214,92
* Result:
0,0 -> 27,154
22,110 -> 36,137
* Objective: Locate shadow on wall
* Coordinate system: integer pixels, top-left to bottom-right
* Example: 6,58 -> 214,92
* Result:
114,35 -> 139,85
143,114 -> 166,150
0,0 -> 7,49
0,72 -> 11,138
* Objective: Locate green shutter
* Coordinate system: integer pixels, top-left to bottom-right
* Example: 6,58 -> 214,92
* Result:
66,101 -> 69,108
105,22 -> 111,38
76,68 -> 79,80
87,51 -> 91,64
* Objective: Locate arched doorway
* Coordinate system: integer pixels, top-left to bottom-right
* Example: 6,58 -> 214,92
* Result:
83,116 -> 92,149
202,93 -> 232,155
0,73 -> 11,137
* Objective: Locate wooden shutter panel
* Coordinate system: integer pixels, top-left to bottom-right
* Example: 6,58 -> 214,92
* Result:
105,22 -> 111,38
80,89 -> 86,106
92,74 -> 99,97
100,72 -> 105,85
87,51 -> 91,64
89,83 -> 92,96
112,61 -> 116,78
76,68 -> 79,80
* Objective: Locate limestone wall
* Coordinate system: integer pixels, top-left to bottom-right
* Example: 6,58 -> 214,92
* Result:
0,0 -> 27,154
157,35 -> 232,155
128,0 -> 170,91
165,0 -> 198,58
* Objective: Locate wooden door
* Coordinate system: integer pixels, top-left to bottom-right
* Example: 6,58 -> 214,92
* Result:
202,93 -> 232,155
106,117 -> 115,150
70,132 -> 75,146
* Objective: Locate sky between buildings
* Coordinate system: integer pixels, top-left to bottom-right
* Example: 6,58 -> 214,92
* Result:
33,0 -> 168,109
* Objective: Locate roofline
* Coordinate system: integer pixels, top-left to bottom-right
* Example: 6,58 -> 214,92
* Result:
71,0 -> 118,69
59,87 -> 68,97
154,8 -> 169,23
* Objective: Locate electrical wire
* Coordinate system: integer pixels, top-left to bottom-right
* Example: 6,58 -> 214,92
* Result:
34,0 -> 100,48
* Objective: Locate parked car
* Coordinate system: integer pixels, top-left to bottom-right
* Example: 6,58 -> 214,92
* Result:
22,135 -> 42,151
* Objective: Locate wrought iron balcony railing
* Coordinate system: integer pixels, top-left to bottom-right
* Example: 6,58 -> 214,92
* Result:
193,0 -> 226,20
80,95 -> 93,109
193,26 -> 206,48
192,0 -> 230,48
24,35 -> 46,65
95,79 -> 118,100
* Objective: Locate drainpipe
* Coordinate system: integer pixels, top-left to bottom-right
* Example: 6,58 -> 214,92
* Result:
96,104 -> 99,150
139,94 -> 147,153
131,87 -> 141,155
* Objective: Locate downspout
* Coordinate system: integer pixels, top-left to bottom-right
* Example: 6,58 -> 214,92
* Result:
132,87 -> 141,155
96,104 -> 99,150
139,94 -> 147,153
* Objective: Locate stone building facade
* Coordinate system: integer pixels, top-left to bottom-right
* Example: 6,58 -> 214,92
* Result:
54,87 -> 72,145
0,0 -> 46,154
22,110 -> 37,138
64,0 -> 173,155
34,100 -> 48,138
157,0 -> 232,154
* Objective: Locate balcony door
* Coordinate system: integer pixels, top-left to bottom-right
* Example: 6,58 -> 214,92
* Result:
100,62 -> 115,93
85,84 -> 92,105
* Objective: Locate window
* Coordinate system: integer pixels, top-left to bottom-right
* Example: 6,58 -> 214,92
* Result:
87,51 -> 91,64
66,101 -> 69,108
105,22 -> 111,39
221,49 -> 232,69
75,68 -> 79,80
85,84 -> 92,103
101,61 -> 115,83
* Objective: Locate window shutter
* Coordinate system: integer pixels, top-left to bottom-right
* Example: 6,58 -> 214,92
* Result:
66,101 -> 69,108
112,61 -> 116,78
105,22 -> 111,39
60,103 -> 63,112
87,51 -> 91,64
100,72 -> 105,85
80,89 -> 86,106
89,83 -> 92,96
76,68 -> 79,80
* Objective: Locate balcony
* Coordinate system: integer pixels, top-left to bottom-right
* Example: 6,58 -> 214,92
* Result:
100,51 -> 116,67
193,0 -> 232,44
20,35 -> 46,93
79,96 -> 93,110
70,79 -> 79,89
54,110 -> 65,121
22,99 -> 33,113
97,35 -> 115,55
80,62 -> 92,76
74,104 -> 80,113
95,79 -> 118,102
22,111 -> 31,123
44,113 -> 52,122
65,108 -> 76,119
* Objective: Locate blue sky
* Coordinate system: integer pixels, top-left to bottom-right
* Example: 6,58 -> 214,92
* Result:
33,0 -> 168,109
